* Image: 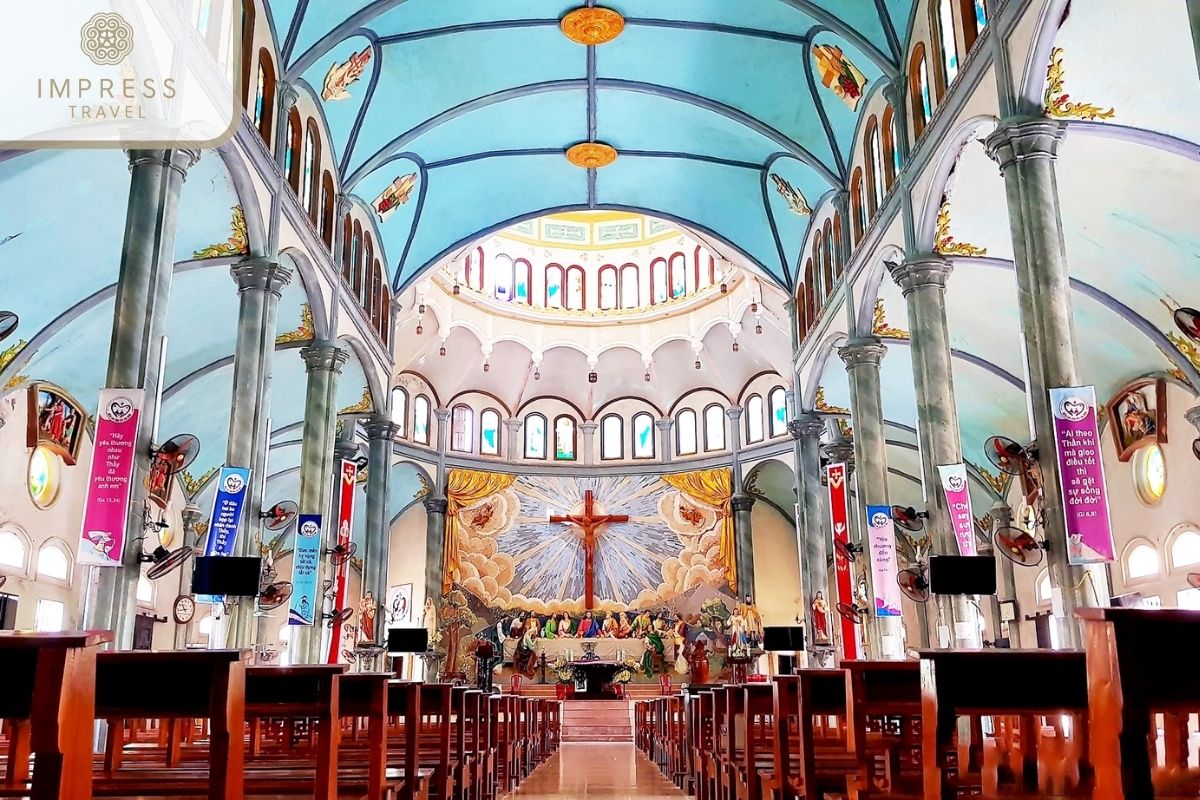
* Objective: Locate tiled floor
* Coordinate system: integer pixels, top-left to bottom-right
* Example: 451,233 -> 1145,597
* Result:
505,742 -> 687,799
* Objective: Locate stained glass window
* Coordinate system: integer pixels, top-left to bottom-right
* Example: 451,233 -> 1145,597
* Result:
633,413 -> 654,459
1133,443 -> 1166,505
746,395 -> 765,443
479,409 -> 500,456
546,266 -> 563,308
554,416 -> 576,460
285,114 -> 298,180
566,267 -> 585,310
669,254 -> 687,299
1125,542 -> 1159,581
254,63 -> 266,130
651,259 -> 668,304
620,265 -> 639,309
599,266 -> 618,310
918,54 -> 933,122
450,405 -> 473,453
514,259 -> 531,303
769,387 -> 788,437
891,113 -> 903,176
704,405 -> 726,452
391,388 -> 407,438
974,0 -> 988,31
413,395 -> 431,445
938,0 -> 959,84
493,255 -> 514,302
601,415 -> 622,460
525,414 -> 547,459
868,124 -> 885,209
301,126 -> 316,211
676,409 -> 698,456
28,446 -> 60,509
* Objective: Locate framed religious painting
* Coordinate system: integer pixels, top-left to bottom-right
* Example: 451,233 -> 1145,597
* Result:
1104,377 -> 1167,462
26,383 -> 85,465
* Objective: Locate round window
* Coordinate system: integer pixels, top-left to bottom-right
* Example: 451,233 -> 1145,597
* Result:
28,445 -> 62,509
1133,443 -> 1166,506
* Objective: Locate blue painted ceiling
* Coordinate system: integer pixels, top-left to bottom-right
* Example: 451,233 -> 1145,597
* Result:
267,0 -> 913,290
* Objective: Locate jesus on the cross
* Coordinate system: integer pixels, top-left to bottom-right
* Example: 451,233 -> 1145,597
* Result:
549,489 -> 628,609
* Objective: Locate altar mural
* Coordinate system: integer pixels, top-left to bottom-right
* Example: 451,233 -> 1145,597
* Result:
442,472 -> 737,615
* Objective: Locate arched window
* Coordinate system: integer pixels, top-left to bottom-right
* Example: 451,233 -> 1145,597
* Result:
668,253 -> 687,299
285,108 -> 302,194
695,247 -> 715,289
513,258 -> 532,304
832,213 -> 845,276
598,265 -> 618,310
620,264 -> 639,308
320,172 -> 335,249
1170,528 -> 1200,570
600,415 -> 623,460
769,387 -> 788,437
650,258 -> 668,304
1124,541 -> 1160,582
545,265 -> 564,308
866,118 -> 885,214
822,220 -> 835,297
413,395 -> 431,445
197,615 -> 214,638
479,409 -> 501,456
632,412 -> 655,459
493,254 -> 515,302
0,529 -> 26,570
369,260 -> 383,331
812,229 -> 823,294
302,120 -> 319,218
351,221 -> 363,299
37,542 -> 71,582
881,106 -> 898,190
240,2 -> 256,106
377,279 -> 390,344
524,413 -> 548,459
796,282 -> 808,337
676,409 -> 698,456
450,405 -> 473,453
936,0 -> 959,88
804,259 -> 816,331
136,573 -> 155,606
362,236 -> 375,308
464,247 -> 485,291
746,395 -> 765,444
341,214 -> 353,281
565,266 -> 585,310
253,49 -> 275,146
850,168 -> 866,243
554,416 -> 577,461
391,387 -> 408,438
910,44 -> 933,137
1035,569 -> 1052,604
703,405 -> 726,452
964,0 -> 988,50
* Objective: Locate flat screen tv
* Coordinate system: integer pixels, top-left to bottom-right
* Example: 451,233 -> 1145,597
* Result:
928,555 -> 997,596
387,628 -> 430,654
190,556 -> 262,597
762,626 -> 806,652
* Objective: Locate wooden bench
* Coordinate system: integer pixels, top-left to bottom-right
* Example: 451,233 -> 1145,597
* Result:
765,671 -> 856,800
843,660 -> 922,799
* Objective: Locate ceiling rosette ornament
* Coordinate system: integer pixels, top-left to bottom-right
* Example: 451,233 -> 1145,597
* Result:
560,7 -> 625,45
566,142 -> 618,169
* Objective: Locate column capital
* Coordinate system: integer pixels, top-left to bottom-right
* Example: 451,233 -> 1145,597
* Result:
579,421 -> 599,434
831,189 -> 851,214
838,337 -> 887,369
984,117 -> 1067,171
882,78 -> 907,108
278,81 -> 301,112
821,438 -> 856,467
788,414 -> 826,440
231,257 -> 292,297
724,406 -> 743,422
1185,404 -> 1200,433
364,414 -> 400,441
731,493 -> 757,512
334,436 -> 360,461
423,495 -> 448,514
127,148 -> 201,179
301,341 -> 348,374
503,417 -> 522,430
654,418 -> 674,431
434,407 -> 451,422
888,255 -> 952,297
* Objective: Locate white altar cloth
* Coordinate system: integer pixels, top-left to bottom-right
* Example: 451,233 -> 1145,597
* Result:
502,636 -> 674,663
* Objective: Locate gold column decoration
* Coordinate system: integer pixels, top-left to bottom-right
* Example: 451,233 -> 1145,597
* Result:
814,386 -> 850,415
339,387 -> 374,415
1044,47 -> 1115,121
192,206 -> 249,259
934,198 -> 988,257
560,7 -> 625,45
872,299 -> 910,339
566,142 -> 618,169
276,303 -> 315,345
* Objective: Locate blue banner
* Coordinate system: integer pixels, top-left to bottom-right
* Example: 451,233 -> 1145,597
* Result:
288,513 -> 322,625
204,466 -> 251,557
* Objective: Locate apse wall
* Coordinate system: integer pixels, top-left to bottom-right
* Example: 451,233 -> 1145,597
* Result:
749,501 -> 801,627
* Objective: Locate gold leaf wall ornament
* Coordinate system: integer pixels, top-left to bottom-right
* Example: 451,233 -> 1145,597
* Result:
560,7 -> 625,45
356,467 -> 368,485
192,206 -> 249,259
1044,47 -> 1115,121
872,299 -> 910,339
974,513 -> 993,533
1168,332 -> 1200,372
181,466 -> 219,497
0,339 -> 27,374
973,463 -> 1009,496
4,374 -> 29,391
836,419 -> 854,439
276,303 -> 315,345
339,387 -> 374,415
934,198 -> 988,257
814,386 -> 850,415
415,474 -> 432,500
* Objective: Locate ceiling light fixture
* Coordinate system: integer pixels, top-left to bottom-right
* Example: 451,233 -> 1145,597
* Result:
439,344 -> 447,357
415,323 -> 423,335
694,359 -> 702,370
483,361 -> 490,373
644,371 -> 651,382
588,371 -> 598,384
732,342 -> 739,353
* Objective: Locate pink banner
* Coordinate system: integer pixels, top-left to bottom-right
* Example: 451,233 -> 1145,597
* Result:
1049,386 -> 1115,564
866,506 -> 902,617
936,463 -> 977,556
79,389 -> 144,567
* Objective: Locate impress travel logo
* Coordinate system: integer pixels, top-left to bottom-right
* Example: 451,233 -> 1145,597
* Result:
3,1 -> 242,148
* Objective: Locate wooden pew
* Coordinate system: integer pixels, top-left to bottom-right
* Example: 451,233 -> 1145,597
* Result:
418,684 -> 454,800
765,671 -> 856,800
919,649 -> 1091,799
0,630 -> 112,800
843,660 -> 922,799
1079,607 -> 1200,799
732,683 -> 774,800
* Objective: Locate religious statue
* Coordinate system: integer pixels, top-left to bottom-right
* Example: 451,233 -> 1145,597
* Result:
617,612 -> 632,639
576,610 -> 599,638
358,591 -> 377,644
600,611 -> 619,638
557,612 -> 574,638
421,597 -> 438,650
672,614 -> 689,674
737,594 -> 764,648
728,609 -> 748,654
687,637 -> 710,684
811,591 -> 832,646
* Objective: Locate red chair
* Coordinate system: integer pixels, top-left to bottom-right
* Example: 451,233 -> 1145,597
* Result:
660,674 -> 673,695
510,675 -> 522,696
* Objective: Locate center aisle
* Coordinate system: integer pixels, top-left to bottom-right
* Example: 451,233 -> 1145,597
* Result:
506,742 -> 687,799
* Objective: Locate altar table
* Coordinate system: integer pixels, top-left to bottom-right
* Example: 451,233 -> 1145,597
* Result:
502,636 -> 674,664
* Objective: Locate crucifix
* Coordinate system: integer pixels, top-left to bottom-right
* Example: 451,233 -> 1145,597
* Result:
549,489 -> 629,610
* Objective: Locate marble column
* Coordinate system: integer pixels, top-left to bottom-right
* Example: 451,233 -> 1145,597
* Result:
579,422 -> 599,466
225,257 -> 293,649
1186,405 -> 1200,442
362,415 -> 399,646
888,255 -> 979,649
174,502 -> 203,649
986,118 -> 1108,647
504,418 -> 522,459
423,409 -> 452,606
789,414 -> 831,657
288,341 -> 347,665
656,418 -> 674,464
838,337 -> 901,657
82,148 -> 200,648
726,407 -> 755,596
989,501 -> 1022,648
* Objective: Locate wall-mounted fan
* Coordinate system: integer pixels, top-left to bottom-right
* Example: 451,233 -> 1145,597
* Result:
146,434 -> 201,509
984,435 -> 1042,506
1173,307 -> 1200,342
261,501 -> 298,531
1187,573 -> 1200,590
896,567 -> 930,603
834,539 -> 864,562
325,607 -> 353,628
143,545 -> 194,580
891,506 -> 928,533
325,542 -> 357,565
994,526 -> 1047,567
0,311 -> 18,343
257,581 -> 293,612
835,601 -> 868,624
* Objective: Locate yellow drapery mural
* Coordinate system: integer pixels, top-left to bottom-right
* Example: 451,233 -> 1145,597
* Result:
662,468 -> 737,592
442,469 -> 517,594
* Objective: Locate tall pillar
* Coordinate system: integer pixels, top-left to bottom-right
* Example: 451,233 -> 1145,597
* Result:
225,257 -> 293,649
989,501 -> 1022,648
822,435 -> 863,656
362,415 -> 399,645
789,414 -> 831,657
579,421 -> 599,466
423,409 -> 452,606
288,342 -> 347,665
504,418 -> 522,459
656,418 -> 674,464
82,148 -> 200,648
838,337 -> 902,657
726,407 -> 755,596
986,118 -> 1109,647
888,256 -> 979,649
174,502 -> 203,649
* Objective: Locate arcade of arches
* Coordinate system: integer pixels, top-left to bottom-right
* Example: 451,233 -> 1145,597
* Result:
2,0 -> 1200,795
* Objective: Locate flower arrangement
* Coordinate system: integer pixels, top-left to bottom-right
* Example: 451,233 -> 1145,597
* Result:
552,655 -> 574,683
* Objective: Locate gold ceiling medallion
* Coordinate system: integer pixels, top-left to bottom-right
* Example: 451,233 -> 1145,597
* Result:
560,7 -> 625,45
566,142 -> 618,169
